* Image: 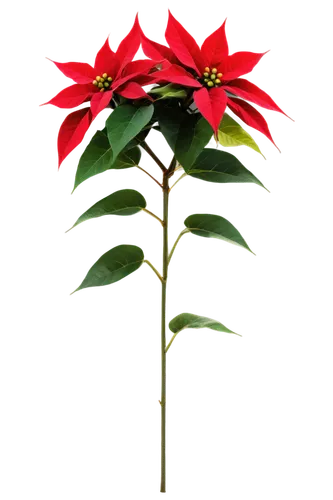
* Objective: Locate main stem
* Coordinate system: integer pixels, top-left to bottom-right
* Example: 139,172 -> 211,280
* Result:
160,172 -> 169,493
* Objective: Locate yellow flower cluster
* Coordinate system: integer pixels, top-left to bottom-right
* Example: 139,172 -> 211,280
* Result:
202,67 -> 223,88
93,73 -> 113,92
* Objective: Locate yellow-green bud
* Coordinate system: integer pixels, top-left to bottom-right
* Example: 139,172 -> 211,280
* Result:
100,78 -> 105,82
212,68 -> 217,74
204,78 -> 209,82
107,77 -> 112,82
102,73 -> 108,78
98,82 -> 104,88
104,82 -> 109,87
203,72 -> 209,77
204,66 -> 210,73
215,78 -> 221,84
96,76 -> 101,81
210,74 -> 216,80
93,80 -> 98,86
207,81 -> 214,87
217,72 -> 223,78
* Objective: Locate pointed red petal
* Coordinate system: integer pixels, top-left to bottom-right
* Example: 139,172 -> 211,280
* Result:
112,60 -> 158,91
223,78 -> 291,119
94,36 -> 119,77
194,87 -> 227,135
117,82 -> 152,101
115,14 -> 141,75
165,11 -> 204,75
90,91 -> 113,119
120,59 -> 159,77
201,19 -> 228,67
132,73 -> 158,86
220,51 -> 268,81
140,27 -> 178,64
227,97 -> 279,150
152,64 -> 201,88
141,35 -> 179,64
42,84 -> 94,108
58,108 -> 92,167
47,59 -> 95,84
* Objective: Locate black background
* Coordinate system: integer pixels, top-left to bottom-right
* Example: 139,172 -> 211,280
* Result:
27,2 -> 304,498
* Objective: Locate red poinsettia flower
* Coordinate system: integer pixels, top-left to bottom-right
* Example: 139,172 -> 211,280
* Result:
43,15 -> 157,167
140,11 -> 290,145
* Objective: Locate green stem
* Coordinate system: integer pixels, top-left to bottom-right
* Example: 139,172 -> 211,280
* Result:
160,172 -> 169,493
169,172 -> 187,191
165,332 -> 177,353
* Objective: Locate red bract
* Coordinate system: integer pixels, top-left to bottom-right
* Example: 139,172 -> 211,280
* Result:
43,15 -> 156,167
140,11 -> 289,143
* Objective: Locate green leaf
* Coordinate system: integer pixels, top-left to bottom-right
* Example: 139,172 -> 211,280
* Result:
72,130 -> 141,192
156,102 -> 212,168
176,114 -> 213,170
150,84 -> 187,100
106,104 -> 154,162
218,113 -> 264,157
71,244 -> 144,294
166,311 -> 243,351
112,148 -> 141,169
66,190 -> 146,232
155,101 -> 184,152
187,149 -> 267,190
184,214 -> 254,254
124,127 -> 150,150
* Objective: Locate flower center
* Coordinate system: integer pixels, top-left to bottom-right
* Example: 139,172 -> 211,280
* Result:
202,67 -> 223,88
93,73 -> 113,92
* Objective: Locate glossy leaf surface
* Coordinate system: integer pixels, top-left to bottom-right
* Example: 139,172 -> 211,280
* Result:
169,313 -> 238,335
218,113 -> 264,156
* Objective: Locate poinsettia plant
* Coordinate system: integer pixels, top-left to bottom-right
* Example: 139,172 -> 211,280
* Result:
44,11 -> 289,492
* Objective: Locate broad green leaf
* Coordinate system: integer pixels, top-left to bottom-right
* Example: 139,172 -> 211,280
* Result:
106,104 -> 154,162
187,149 -> 267,190
176,114 -> 213,170
150,84 -> 187,100
71,244 -> 144,294
184,214 -> 254,254
124,127 -> 151,151
156,103 -> 212,168
66,190 -> 146,232
72,130 -> 141,191
167,313 -> 240,352
155,101 -> 184,152
218,113 -> 264,157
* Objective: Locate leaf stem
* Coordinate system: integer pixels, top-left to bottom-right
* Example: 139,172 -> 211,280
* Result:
142,208 -> 164,226
160,171 -> 169,492
144,260 -> 164,283
141,141 -> 167,172
166,331 -> 182,354
168,229 -> 190,264
136,166 -> 163,188
169,172 -> 188,193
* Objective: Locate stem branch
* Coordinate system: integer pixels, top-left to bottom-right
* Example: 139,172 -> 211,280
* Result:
141,141 -> 167,172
